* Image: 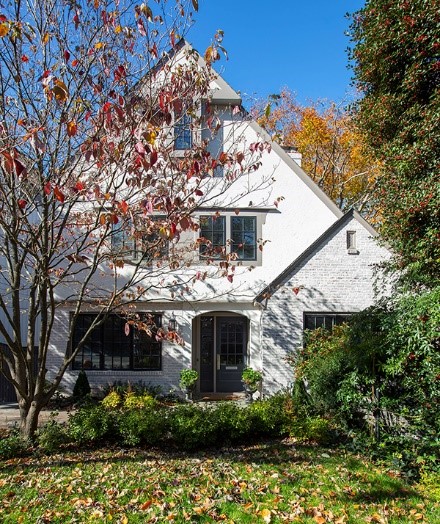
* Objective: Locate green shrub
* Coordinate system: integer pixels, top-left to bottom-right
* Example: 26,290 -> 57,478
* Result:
0,430 -> 28,459
295,288 -> 440,476
117,408 -> 168,447
179,369 -> 198,391
68,405 -> 115,444
168,404 -> 219,450
288,416 -> 333,445
242,367 -> 262,393
73,370 -> 91,400
37,420 -> 68,453
212,402 -> 253,443
249,394 -> 291,437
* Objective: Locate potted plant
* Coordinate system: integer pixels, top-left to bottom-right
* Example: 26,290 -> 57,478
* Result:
242,367 -> 262,402
179,369 -> 198,401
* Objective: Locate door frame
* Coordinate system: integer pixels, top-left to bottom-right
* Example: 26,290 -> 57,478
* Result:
193,312 -> 249,394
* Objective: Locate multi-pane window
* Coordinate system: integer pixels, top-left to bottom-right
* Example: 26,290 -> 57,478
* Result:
174,113 -> 192,150
199,215 -> 226,257
219,319 -> 245,366
231,216 -> 257,260
72,314 -> 162,371
199,215 -> 258,261
304,313 -> 352,331
112,218 -> 168,263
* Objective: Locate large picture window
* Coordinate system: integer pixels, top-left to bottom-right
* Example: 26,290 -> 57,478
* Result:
72,314 -> 162,371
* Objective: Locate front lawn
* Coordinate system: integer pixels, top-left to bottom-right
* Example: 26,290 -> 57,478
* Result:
0,441 -> 438,523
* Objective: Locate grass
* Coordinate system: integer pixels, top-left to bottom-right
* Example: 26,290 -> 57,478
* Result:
0,440 -> 438,523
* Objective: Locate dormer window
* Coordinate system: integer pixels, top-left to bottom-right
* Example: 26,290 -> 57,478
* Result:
174,113 -> 192,150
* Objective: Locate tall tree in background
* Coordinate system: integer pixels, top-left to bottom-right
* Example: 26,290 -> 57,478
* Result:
0,0 -> 269,438
349,0 -> 440,286
256,90 -> 381,221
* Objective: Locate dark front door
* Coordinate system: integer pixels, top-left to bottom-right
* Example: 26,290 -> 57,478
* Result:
199,315 -> 247,393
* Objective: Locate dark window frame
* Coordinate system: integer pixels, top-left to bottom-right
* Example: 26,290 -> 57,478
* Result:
72,313 -> 162,371
174,112 -> 192,150
199,215 -> 226,258
111,217 -> 169,264
303,312 -> 352,332
231,216 -> 257,261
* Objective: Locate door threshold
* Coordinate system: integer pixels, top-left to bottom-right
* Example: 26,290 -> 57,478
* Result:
197,392 -> 245,402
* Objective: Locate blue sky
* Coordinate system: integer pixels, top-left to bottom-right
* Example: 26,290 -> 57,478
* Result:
187,0 -> 365,107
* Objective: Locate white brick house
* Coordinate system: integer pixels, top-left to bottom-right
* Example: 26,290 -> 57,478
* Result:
45,42 -> 389,397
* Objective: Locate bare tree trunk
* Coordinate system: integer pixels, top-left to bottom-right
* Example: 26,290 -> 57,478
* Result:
18,396 -> 42,441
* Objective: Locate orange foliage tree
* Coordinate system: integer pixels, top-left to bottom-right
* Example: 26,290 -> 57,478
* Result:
256,90 -> 381,221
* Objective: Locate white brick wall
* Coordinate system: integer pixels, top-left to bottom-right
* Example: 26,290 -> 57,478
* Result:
47,307 -> 192,396
260,216 -> 389,395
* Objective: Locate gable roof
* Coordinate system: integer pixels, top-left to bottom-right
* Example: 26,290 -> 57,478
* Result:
254,209 -> 379,304
144,40 -> 344,217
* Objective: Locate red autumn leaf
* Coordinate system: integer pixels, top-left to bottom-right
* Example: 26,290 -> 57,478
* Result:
53,186 -> 65,203
150,150 -> 158,166
13,158 -> 26,177
150,43 -> 158,59
44,181 -> 52,195
179,217 -> 190,230
74,181 -> 85,191
71,59 -> 79,67
0,150 -> 13,173
293,287 -> 300,295
119,200 -> 129,214
110,213 -> 118,224
219,152 -> 229,165
114,65 -> 126,82
73,12 -> 80,29
137,18 -> 146,36
21,54 -> 29,62
227,274 -> 234,283
18,199 -> 27,209
64,50 -> 70,62
195,189 -> 203,196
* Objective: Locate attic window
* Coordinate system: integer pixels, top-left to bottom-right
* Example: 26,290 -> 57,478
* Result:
347,231 -> 359,255
174,113 -> 192,150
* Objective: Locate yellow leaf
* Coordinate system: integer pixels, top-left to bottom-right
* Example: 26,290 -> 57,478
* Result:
314,517 -> 326,524
52,79 -> 69,103
42,32 -> 50,45
259,508 -> 272,523
115,25 -> 122,34
0,23 -> 9,37
95,42 -> 105,50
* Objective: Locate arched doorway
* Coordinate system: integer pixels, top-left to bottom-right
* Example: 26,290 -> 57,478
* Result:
194,313 -> 248,393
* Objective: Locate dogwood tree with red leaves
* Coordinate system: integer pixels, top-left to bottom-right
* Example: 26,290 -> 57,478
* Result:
0,0 -> 271,438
